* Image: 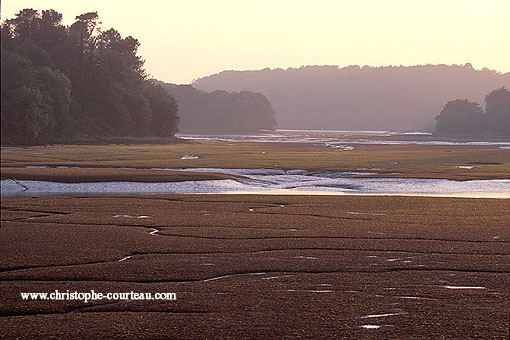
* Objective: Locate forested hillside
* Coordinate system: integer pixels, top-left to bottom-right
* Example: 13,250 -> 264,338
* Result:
1,9 -> 178,145
194,65 -> 510,132
161,83 -> 276,134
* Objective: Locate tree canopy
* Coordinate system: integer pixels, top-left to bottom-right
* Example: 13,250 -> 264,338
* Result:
161,83 -> 277,134
435,99 -> 485,136
435,87 -> 510,136
485,87 -> 510,136
194,65 -> 510,132
1,9 -> 179,145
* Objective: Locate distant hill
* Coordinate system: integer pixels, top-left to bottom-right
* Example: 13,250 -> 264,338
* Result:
159,83 -> 276,134
193,64 -> 510,132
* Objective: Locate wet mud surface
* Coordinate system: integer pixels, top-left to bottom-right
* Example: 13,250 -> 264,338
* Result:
0,167 -> 240,183
1,194 -> 509,339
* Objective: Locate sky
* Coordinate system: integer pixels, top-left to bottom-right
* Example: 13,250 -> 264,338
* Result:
2,0 -> 510,84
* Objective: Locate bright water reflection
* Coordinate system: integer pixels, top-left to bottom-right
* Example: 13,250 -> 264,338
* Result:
2,168 -> 509,198
177,130 -> 510,148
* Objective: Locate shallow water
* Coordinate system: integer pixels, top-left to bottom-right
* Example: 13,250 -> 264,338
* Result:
1,167 -> 509,197
177,130 -> 510,148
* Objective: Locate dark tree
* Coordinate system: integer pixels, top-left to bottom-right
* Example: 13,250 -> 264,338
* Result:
144,81 -> 179,137
485,87 -> 510,136
1,49 -> 50,144
161,83 -> 277,134
435,99 -> 485,136
1,9 -> 180,144
37,67 -> 73,139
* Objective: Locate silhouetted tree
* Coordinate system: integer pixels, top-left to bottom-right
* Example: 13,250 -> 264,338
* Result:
161,83 -> 277,133
37,67 -> 73,140
485,87 -> 510,136
1,49 -> 50,144
435,99 -> 485,135
1,8 -> 180,144
144,81 -> 179,137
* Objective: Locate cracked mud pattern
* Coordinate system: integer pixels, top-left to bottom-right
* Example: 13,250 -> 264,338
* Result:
1,194 -> 509,339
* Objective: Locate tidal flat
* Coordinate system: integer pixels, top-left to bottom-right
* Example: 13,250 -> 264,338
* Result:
1,195 -> 509,339
2,139 -> 510,180
0,138 -> 509,339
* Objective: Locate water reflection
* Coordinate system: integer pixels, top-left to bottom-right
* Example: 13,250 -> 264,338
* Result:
177,130 -> 510,148
2,167 -> 509,198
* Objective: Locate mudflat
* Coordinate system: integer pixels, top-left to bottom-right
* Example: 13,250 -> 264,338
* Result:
0,167 -> 240,183
2,141 -> 510,180
1,194 -> 508,339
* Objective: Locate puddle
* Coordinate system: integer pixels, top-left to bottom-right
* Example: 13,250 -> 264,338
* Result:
360,325 -> 382,329
119,255 -> 134,262
443,286 -> 486,290
113,215 -> 151,218
361,312 -> 402,318
262,275 -> 292,280
307,290 -> 334,293
398,296 -> 434,300
181,155 -> 199,160
346,211 -> 386,216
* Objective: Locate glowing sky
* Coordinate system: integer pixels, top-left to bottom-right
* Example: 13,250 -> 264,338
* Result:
2,0 -> 509,84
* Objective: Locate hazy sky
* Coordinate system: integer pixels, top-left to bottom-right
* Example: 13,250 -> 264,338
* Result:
2,0 -> 509,84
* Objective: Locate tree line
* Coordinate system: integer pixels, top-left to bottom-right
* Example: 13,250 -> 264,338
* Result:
161,83 -> 277,134
435,87 -> 510,136
193,65 -> 510,132
1,9 -> 178,145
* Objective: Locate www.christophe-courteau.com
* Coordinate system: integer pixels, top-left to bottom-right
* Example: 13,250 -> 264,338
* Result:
21,290 -> 177,303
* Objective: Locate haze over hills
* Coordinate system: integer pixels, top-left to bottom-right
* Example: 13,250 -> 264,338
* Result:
194,64 -> 510,132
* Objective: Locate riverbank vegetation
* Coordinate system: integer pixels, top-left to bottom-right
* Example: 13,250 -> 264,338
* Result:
1,9 -> 278,146
1,9 -> 178,145
161,83 -> 277,134
435,87 -> 510,136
